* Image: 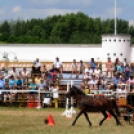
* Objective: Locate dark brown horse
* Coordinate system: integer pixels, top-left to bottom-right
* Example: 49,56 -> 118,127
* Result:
66,86 -> 121,126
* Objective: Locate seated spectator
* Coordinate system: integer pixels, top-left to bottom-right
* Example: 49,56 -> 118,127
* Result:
32,58 -> 41,73
85,66 -> 93,76
94,66 -> 101,79
16,76 -> 23,90
89,58 -> 96,71
28,79 -> 37,99
99,76 -> 108,90
88,75 -> 98,91
35,75 -> 42,85
105,57 -> 113,77
9,84 -> 18,105
127,75 -> 134,90
120,62 -> 125,74
8,76 -> 17,89
119,74 -> 127,84
3,81 -> 10,105
116,85 -> 127,98
40,64 -> 48,79
83,72 -> 91,84
110,73 -> 121,90
53,57 -> 63,78
70,59 -> 78,78
21,67 -> 30,78
8,67 -> 19,78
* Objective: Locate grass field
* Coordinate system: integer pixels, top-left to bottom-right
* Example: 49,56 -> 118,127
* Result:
0,107 -> 134,134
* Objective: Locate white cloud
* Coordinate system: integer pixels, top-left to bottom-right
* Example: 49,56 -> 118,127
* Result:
12,6 -> 22,13
9,8 -> 80,20
129,20 -> 134,26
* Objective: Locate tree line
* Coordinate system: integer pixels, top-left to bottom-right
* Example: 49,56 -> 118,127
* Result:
0,12 -> 134,44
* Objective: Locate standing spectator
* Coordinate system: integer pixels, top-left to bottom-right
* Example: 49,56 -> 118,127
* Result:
37,79 -> 47,106
130,63 -> 134,76
28,79 -> 37,99
0,75 -> 5,90
32,58 -> 41,73
125,63 -> 130,78
114,58 -> 120,72
53,57 -> 63,78
79,60 -> 85,77
0,75 -> 5,102
52,83 -> 59,108
105,57 -> 113,77
70,59 -> 78,78
89,58 -> 96,71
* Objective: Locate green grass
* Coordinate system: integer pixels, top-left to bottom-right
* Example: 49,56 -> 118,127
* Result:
0,107 -> 133,134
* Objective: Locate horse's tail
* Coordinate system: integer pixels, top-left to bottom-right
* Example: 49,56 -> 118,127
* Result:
112,99 -> 121,117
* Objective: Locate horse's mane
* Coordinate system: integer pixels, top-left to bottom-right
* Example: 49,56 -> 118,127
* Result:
72,86 -> 85,95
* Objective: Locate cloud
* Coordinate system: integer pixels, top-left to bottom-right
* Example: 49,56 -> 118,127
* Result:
129,20 -> 134,26
9,8 -> 80,20
12,6 -> 22,13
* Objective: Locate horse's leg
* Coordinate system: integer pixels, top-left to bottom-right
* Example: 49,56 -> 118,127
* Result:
84,112 -> 92,126
108,110 -> 122,125
99,111 -> 108,126
72,110 -> 83,126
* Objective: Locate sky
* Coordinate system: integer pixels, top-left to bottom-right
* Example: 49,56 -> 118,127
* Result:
0,0 -> 134,25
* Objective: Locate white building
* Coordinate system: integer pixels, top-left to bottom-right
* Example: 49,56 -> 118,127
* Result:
0,34 -> 133,63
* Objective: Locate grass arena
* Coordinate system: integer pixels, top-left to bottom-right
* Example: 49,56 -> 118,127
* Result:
0,107 -> 134,134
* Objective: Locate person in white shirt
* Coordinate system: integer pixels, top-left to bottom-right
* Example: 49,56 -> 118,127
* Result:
32,58 -> 41,73
83,72 -> 91,84
94,66 -> 101,79
21,67 -> 30,78
8,67 -> 19,77
53,57 -> 63,77
52,83 -> 59,108
88,75 -> 98,90
85,66 -> 93,76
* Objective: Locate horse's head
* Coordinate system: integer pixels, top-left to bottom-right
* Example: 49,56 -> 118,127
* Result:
66,85 -> 84,98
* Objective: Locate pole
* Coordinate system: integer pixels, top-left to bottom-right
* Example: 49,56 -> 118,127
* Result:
69,80 -> 76,114
62,82 -> 70,116
114,0 -> 117,35
36,88 -> 41,109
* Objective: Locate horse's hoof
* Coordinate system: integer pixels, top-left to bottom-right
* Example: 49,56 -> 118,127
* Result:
72,124 -> 75,126
117,123 -> 122,126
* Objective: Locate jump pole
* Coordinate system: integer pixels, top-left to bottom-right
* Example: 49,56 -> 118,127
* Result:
69,80 -> 76,115
62,82 -> 70,116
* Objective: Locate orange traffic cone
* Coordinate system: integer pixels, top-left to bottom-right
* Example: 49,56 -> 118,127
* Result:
107,112 -> 112,120
47,115 -> 55,126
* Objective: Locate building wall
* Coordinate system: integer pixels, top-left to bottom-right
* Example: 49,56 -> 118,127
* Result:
102,35 -> 131,62
0,38 -> 133,62
0,45 -> 102,62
